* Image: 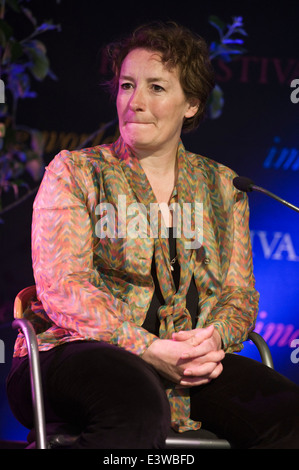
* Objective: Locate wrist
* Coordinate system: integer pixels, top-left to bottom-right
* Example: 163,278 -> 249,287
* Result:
142,338 -> 162,363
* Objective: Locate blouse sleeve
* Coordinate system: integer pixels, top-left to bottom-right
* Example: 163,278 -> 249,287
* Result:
204,191 -> 260,352
32,150 -> 157,356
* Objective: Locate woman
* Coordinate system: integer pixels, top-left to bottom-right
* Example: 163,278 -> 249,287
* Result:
7,22 -> 299,449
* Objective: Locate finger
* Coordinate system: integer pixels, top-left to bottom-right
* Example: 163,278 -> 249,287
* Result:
189,325 -> 215,346
209,361 -> 223,379
179,375 -> 213,387
183,358 -> 224,378
177,377 -> 211,388
180,340 -> 224,361
173,325 -> 214,345
172,330 -> 194,341
179,362 -> 223,387
181,349 -> 225,365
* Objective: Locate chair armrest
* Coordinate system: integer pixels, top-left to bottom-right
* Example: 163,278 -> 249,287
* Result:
12,318 -> 48,449
247,331 -> 274,369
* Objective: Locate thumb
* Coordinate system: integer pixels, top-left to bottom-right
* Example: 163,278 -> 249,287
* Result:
192,324 -> 214,345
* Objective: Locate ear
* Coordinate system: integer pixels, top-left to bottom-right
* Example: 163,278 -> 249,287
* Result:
184,98 -> 200,119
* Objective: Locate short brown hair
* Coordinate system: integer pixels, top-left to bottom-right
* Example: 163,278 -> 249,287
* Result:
106,22 -> 215,132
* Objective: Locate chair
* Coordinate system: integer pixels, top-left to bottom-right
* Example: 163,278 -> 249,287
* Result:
12,285 -> 274,449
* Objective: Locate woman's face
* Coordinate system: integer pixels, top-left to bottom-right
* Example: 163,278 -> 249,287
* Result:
116,48 -> 198,157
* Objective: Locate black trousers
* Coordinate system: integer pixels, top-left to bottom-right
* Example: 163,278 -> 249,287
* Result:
6,340 -> 299,449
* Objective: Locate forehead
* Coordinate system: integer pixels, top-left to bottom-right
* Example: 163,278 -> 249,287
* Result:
120,48 -> 179,78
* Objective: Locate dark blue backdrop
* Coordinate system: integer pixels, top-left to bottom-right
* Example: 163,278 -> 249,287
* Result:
0,0 -> 298,442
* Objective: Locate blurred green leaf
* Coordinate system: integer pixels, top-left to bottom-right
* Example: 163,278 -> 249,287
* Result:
24,40 -> 49,80
207,85 -> 224,119
209,15 -> 226,37
4,0 -> 21,13
0,19 -> 13,46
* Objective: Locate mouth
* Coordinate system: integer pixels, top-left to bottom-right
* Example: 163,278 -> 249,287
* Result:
126,121 -> 151,125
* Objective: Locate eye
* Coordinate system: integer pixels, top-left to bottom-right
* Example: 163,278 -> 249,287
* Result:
151,84 -> 165,93
120,82 -> 133,91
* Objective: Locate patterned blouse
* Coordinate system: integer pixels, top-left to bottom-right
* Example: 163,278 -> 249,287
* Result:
13,135 -> 259,432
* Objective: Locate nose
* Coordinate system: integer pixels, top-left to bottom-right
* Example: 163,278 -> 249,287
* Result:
129,87 -> 146,112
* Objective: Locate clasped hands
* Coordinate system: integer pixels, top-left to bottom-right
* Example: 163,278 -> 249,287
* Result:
142,324 -> 225,387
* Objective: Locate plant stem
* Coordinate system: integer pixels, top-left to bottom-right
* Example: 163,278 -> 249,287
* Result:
0,0 -> 5,20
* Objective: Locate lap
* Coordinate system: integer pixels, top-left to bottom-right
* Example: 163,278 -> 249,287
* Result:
7,342 -> 299,448
8,340 -> 169,430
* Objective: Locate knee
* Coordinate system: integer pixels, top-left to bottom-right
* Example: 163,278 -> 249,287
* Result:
135,370 -> 170,421
254,382 -> 299,449
86,359 -> 171,449
116,361 -> 171,438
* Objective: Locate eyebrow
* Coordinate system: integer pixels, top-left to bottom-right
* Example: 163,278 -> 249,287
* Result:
119,75 -> 169,83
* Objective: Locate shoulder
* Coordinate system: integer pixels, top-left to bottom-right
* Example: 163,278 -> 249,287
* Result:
186,149 -> 244,202
47,142 -> 117,174
187,149 -> 237,180
35,143 -> 118,205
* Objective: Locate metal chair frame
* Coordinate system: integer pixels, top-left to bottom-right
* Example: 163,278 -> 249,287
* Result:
12,286 -> 274,449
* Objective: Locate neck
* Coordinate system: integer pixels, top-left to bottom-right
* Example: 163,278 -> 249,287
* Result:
137,147 -> 178,212
133,142 -> 179,177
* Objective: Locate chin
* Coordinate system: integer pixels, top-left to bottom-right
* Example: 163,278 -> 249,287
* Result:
125,135 -> 155,150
